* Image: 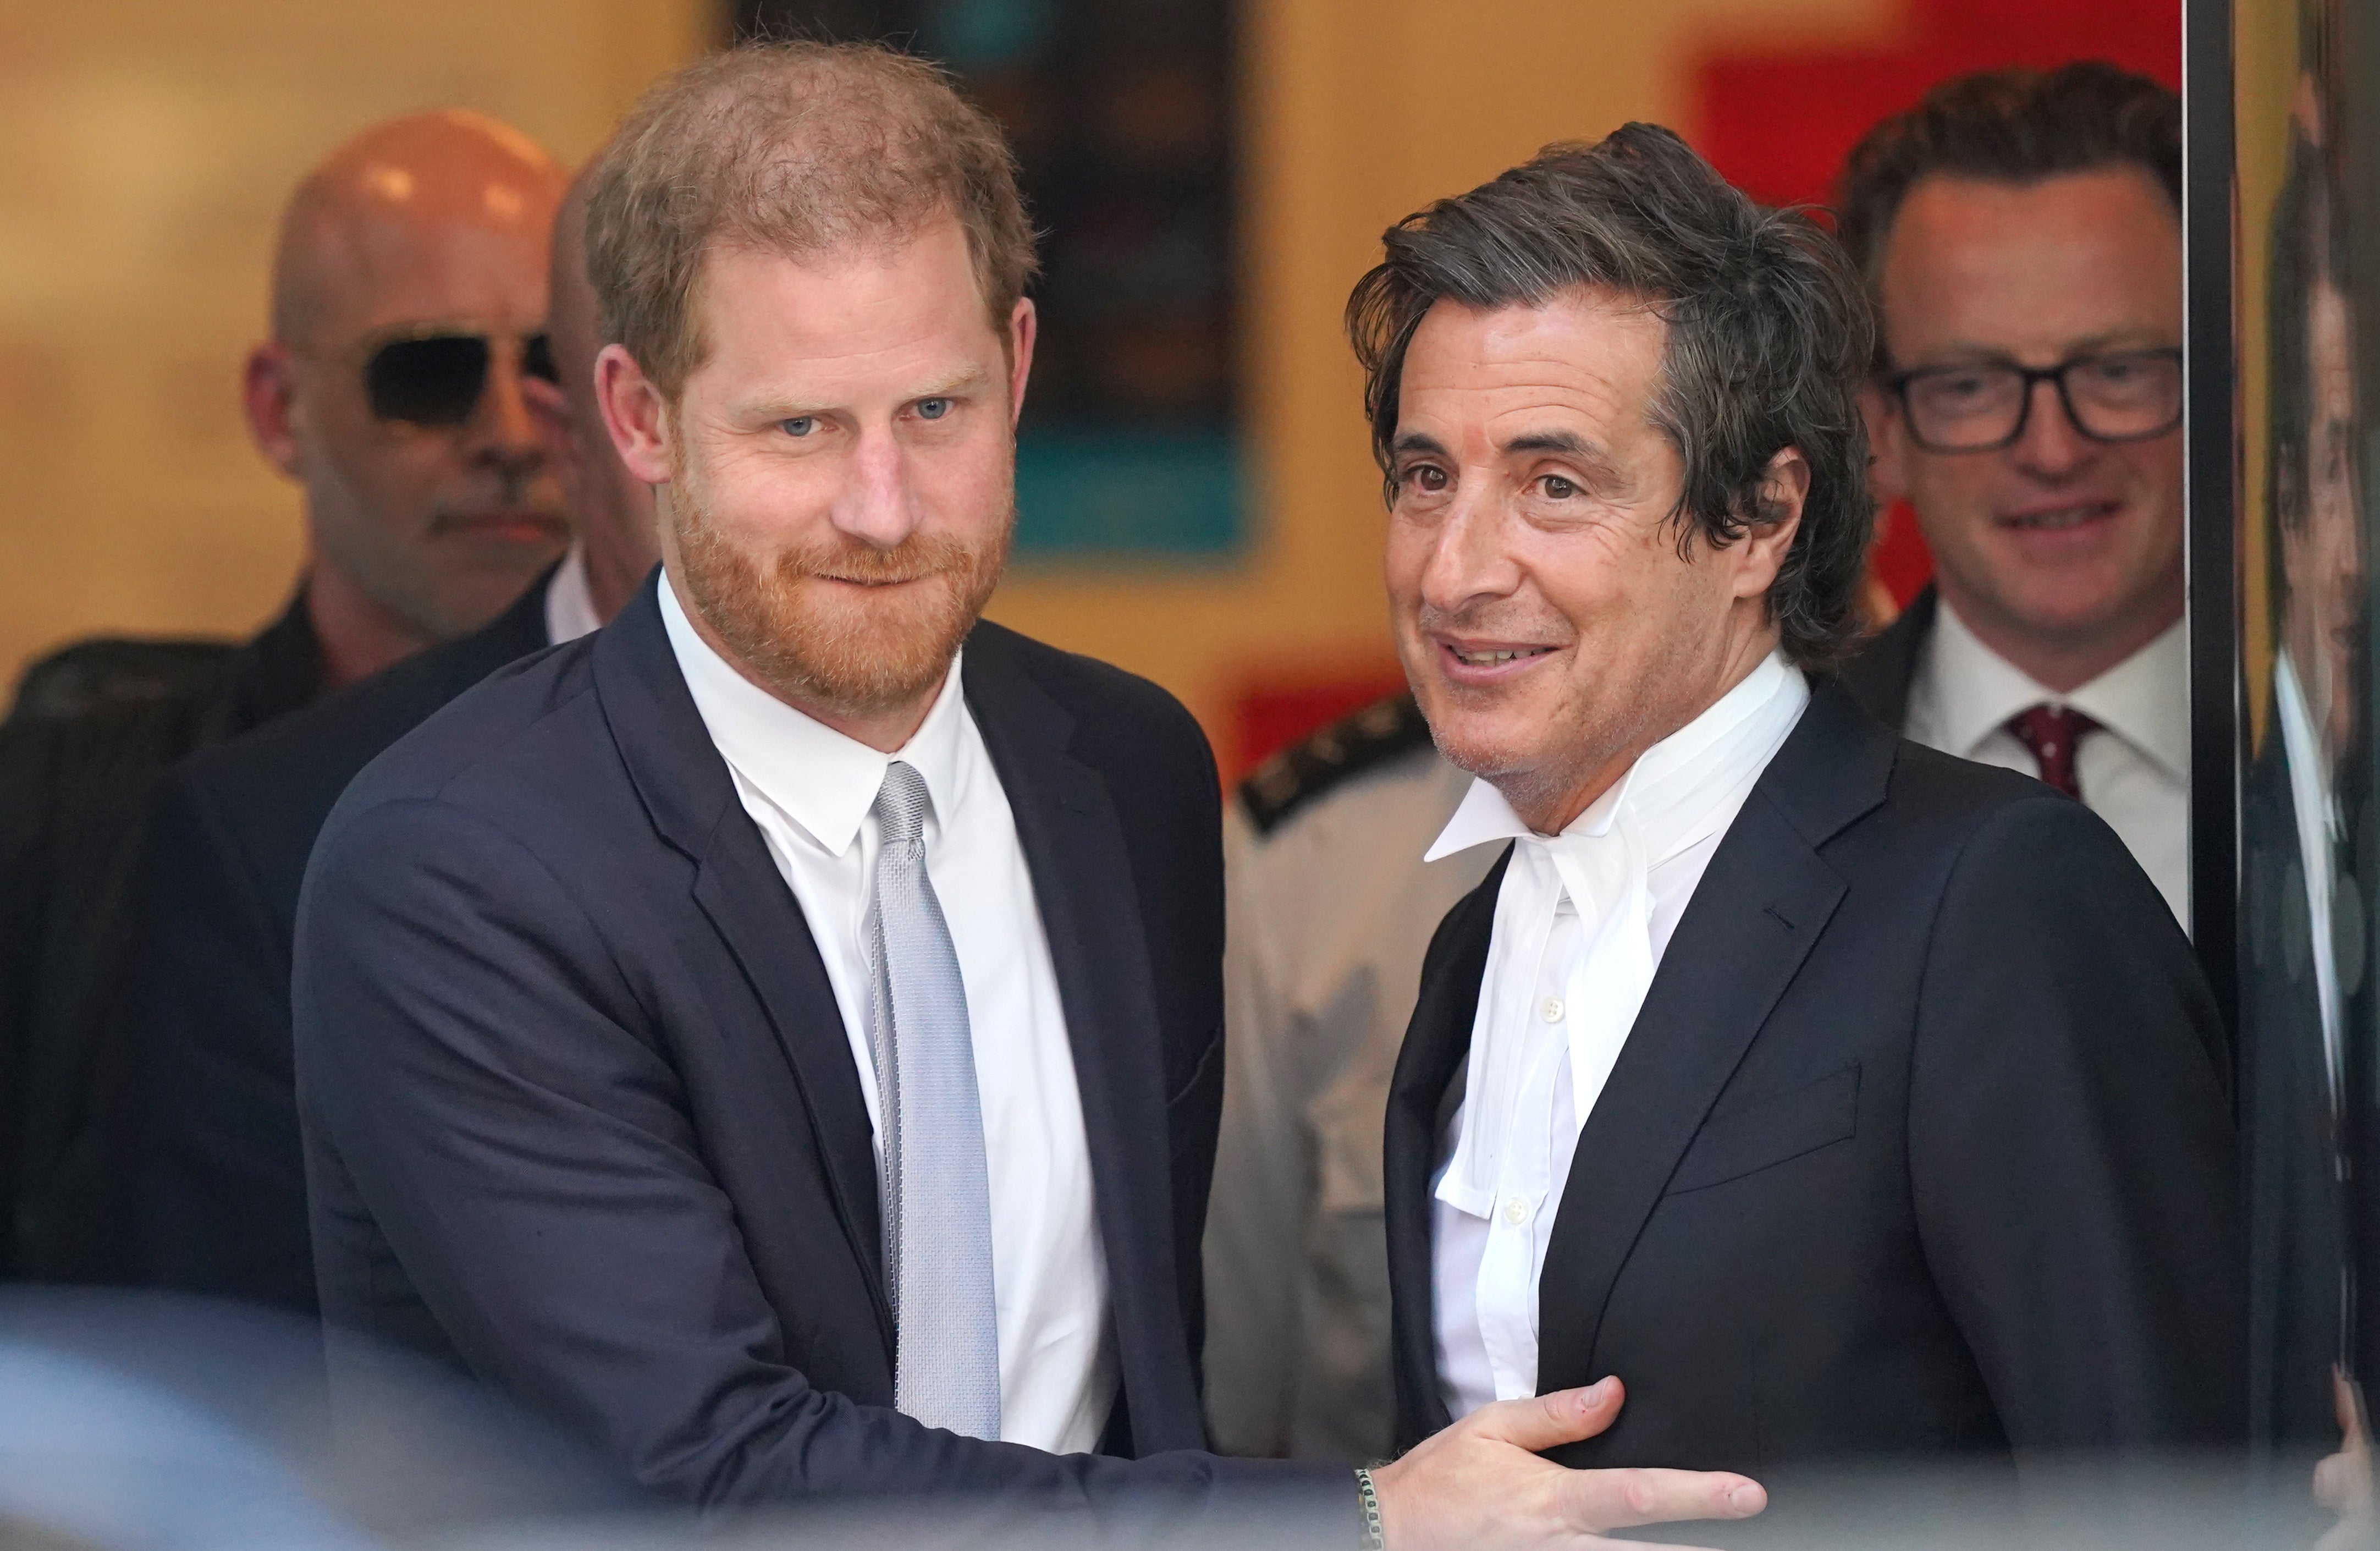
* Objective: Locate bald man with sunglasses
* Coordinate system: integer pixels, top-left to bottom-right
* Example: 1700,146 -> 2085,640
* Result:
133,160 -> 664,1313
0,111 -> 567,1284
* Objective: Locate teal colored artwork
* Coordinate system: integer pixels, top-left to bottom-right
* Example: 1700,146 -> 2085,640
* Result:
1013,429 -> 1244,558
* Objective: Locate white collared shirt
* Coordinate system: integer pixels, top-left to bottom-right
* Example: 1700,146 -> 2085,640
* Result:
2274,651 -> 2344,1101
542,544 -> 602,645
1905,599 -> 2190,926
1426,654 -> 1810,1418
658,578 -> 1116,1454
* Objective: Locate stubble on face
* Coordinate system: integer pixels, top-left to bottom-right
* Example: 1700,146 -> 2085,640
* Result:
1406,547 -> 1718,822
668,429 -> 1013,721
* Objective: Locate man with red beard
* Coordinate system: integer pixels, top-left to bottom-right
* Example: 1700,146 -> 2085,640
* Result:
287,41 -> 1767,1546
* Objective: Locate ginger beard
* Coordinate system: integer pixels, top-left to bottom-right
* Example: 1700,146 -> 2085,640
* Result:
668,431 -> 1015,721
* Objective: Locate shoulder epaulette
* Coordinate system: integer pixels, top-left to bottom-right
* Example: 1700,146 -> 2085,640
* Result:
1238,690 -> 1434,836
8,636 -> 236,722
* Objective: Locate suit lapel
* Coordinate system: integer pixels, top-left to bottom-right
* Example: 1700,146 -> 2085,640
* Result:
594,576 -> 891,1351
960,625 -> 1202,1449
1531,793 -> 1845,1390
687,843 -> 888,1324
1385,849 -> 1509,1448
1534,685 -> 1889,1390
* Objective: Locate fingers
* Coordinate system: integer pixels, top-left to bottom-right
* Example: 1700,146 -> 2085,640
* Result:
1561,1466 -> 1766,1532
1473,1377 -> 1626,1454
2316,1450 -> 2353,1510
2336,1367 -> 2365,1442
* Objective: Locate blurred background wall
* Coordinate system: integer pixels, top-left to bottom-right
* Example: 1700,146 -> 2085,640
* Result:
0,0 -> 2178,776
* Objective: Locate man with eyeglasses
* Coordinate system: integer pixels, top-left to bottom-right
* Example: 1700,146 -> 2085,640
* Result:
1836,63 -> 2190,926
0,111 -> 568,1284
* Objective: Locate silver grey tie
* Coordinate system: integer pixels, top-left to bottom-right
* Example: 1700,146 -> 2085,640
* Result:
864,760 -> 1001,1439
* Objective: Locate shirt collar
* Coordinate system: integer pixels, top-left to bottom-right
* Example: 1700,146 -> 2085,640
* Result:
2274,649 -> 2340,842
1927,598 -> 2189,784
658,571 -> 969,856
542,543 -> 602,645
1424,652 -> 1808,864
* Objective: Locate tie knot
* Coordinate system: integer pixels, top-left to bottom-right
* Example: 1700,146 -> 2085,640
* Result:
2004,703 -> 2102,800
874,760 -> 933,846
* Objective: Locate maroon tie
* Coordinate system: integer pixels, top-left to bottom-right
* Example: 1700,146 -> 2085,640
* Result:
2006,704 -> 2101,800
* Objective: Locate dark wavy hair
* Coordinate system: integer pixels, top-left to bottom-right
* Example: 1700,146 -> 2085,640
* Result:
1346,124 -> 1877,670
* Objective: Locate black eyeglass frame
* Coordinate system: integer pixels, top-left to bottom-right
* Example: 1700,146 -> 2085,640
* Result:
351,326 -> 559,429
1884,347 -> 2186,454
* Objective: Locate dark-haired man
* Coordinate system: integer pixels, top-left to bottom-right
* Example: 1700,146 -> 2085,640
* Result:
1836,63 -> 2189,925
0,111 -> 567,1283
1368,124 -> 2241,1484
289,41 -> 1766,1547
2244,126 -> 2361,1458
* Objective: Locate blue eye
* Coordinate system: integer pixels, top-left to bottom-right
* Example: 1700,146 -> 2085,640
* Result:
917,398 -> 952,421
780,416 -> 816,437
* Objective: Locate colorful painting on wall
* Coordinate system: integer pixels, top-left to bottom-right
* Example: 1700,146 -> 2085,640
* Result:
732,0 -> 1243,559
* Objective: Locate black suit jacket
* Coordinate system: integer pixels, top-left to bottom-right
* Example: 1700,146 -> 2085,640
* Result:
2239,719 -> 2349,1450
1385,685 -> 2243,1480
136,573 -> 556,1312
291,577 -> 1342,1515
1833,584 -> 1935,732
0,594 -> 322,1282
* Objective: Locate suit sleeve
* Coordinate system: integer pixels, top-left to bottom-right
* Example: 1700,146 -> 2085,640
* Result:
135,767 -> 318,1310
1201,802 -> 1312,1458
293,795 -> 1346,1519
1909,794 -> 2245,1450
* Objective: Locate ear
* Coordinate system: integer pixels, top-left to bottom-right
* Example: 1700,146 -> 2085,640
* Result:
596,343 -> 673,487
1005,297 -> 1038,428
242,342 -> 305,479
1861,381 -> 1911,508
1731,446 -> 1810,602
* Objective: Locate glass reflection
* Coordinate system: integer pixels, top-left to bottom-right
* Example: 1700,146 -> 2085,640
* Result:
2246,119 -> 2361,1455
2235,5 -> 2376,1538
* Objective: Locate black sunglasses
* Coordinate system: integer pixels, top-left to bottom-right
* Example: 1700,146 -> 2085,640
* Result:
363,329 -> 558,427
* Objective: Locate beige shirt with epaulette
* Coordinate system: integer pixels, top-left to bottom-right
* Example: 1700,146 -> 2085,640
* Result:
1203,731 -> 1492,1461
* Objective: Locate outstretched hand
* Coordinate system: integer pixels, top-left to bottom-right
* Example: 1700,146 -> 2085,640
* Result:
1367,1377 -> 1765,1551
2316,1368 -> 2375,1551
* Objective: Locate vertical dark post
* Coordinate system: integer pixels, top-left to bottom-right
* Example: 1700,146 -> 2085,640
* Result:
2186,0 -> 2241,1048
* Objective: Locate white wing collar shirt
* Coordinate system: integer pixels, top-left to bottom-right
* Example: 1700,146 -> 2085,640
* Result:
1425,653 -> 1810,1420
1905,599 -> 2189,926
659,579 -> 1117,1453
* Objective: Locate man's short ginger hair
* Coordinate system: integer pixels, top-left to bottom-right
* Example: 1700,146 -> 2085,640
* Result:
585,40 -> 1038,399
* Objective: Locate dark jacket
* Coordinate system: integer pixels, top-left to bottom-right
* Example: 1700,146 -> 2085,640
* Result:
136,573 -> 555,1312
1833,584 -> 1935,733
0,595 -> 321,1282
1385,684 -> 2244,1484
2239,712 -> 2350,1451
291,576 -> 1345,1516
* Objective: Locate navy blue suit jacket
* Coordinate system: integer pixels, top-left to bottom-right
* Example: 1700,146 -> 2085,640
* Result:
291,576 -> 1342,1515
138,572 -> 555,1311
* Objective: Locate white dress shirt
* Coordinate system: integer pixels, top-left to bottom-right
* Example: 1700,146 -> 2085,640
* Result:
1904,600 -> 2189,926
659,578 -> 1116,1453
1424,654 -> 1810,1418
2274,651 -> 2344,1101
542,544 -> 602,645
